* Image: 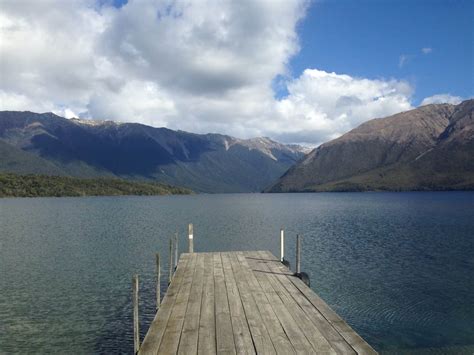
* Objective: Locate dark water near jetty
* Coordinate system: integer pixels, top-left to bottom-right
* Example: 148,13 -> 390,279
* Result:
1,192 -> 473,354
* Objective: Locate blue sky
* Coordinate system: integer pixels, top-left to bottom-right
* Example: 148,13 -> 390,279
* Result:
109,0 -> 473,104
290,0 -> 473,104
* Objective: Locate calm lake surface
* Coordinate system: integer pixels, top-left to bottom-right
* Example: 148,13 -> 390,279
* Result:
0,192 -> 473,354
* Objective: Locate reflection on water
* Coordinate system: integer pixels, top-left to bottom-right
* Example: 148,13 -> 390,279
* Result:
0,192 -> 473,353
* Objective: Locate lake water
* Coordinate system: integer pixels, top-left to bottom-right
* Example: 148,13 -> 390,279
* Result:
0,192 -> 473,354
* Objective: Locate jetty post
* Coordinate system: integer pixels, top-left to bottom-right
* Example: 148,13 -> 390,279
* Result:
280,228 -> 285,262
155,253 -> 160,310
169,238 -> 173,284
188,223 -> 194,253
174,232 -> 178,271
296,234 -> 301,275
295,234 -> 310,286
132,274 -> 140,354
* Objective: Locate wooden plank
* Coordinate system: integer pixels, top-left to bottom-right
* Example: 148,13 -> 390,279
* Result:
259,251 -> 357,354
214,253 -> 237,354
157,253 -> 198,354
258,251 -> 353,354
236,252 -> 296,355
335,321 -> 378,355
178,252 -> 205,354
221,252 -> 255,354
261,251 -> 377,355
289,271 -> 377,354
139,253 -> 191,355
198,253 -> 217,355
255,251 -> 336,354
228,252 -> 276,354
245,251 -> 314,353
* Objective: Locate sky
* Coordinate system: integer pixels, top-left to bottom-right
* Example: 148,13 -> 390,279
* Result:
0,0 -> 472,146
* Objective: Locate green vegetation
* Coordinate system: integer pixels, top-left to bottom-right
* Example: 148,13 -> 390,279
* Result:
0,173 -> 193,198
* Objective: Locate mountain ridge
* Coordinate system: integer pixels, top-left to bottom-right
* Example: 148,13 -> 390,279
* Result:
266,99 -> 474,192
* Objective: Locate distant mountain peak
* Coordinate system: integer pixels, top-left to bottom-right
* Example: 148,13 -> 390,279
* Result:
70,117 -> 122,127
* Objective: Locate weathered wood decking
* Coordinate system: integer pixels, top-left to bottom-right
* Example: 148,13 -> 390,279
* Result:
139,251 -> 377,354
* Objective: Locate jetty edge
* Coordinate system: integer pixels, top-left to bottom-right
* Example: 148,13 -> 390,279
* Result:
134,225 -> 377,354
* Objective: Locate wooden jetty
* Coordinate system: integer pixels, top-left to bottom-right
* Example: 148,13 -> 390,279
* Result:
134,226 -> 377,354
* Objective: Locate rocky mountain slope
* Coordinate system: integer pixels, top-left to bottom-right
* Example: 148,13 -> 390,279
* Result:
0,111 -> 307,193
266,99 -> 474,192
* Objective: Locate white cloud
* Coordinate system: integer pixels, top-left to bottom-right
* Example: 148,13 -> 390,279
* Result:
99,0 -> 306,95
0,0 -> 416,145
421,47 -> 433,54
272,69 -> 413,145
399,54 -> 410,68
421,94 -> 463,106
0,0 -> 108,115
87,80 -> 177,127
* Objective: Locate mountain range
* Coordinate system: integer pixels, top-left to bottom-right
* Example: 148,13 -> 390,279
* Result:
266,99 -> 474,192
0,111 -> 307,193
1,100 -> 473,194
